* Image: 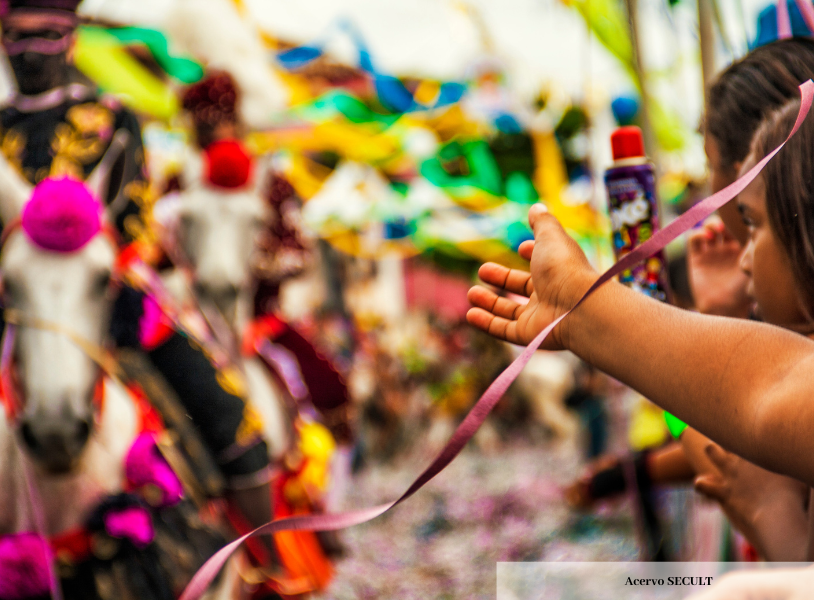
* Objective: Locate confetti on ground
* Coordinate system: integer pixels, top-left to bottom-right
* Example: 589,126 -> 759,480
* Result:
317,433 -> 639,600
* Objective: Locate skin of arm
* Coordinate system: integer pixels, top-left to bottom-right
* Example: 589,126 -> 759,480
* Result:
467,205 -> 814,487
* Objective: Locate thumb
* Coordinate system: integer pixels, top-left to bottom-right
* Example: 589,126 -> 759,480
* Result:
527,202 -> 549,230
705,443 -> 733,472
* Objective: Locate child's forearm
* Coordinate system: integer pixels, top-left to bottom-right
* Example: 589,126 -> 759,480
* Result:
563,279 -> 814,484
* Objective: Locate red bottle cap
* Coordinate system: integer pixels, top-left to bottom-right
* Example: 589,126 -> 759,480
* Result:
610,126 -> 645,160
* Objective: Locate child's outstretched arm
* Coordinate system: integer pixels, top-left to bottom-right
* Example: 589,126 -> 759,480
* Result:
468,204 -> 814,486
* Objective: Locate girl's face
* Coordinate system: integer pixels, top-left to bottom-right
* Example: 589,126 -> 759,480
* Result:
737,157 -> 811,331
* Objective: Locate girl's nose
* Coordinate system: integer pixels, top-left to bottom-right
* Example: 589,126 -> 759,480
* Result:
739,239 -> 753,275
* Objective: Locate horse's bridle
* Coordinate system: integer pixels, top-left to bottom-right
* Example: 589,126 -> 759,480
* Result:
0,220 -> 123,423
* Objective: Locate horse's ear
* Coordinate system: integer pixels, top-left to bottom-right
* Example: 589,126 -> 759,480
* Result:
180,149 -> 205,191
86,129 -> 131,216
0,150 -> 33,225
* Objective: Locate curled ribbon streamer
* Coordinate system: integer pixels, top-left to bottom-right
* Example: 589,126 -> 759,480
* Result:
180,80 -> 814,600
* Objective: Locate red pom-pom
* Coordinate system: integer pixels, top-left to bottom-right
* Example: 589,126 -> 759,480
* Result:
204,139 -> 253,189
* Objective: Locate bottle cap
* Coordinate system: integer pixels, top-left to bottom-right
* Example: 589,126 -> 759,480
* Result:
611,126 -> 645,160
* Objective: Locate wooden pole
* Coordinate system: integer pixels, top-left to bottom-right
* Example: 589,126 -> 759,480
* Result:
623,0 -> 658,159
698,0 -> 716,103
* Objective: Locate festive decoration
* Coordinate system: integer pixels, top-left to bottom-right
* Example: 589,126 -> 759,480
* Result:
74,27 -> 179,120
103,506 -> 155,549
125,433 -> 184,509
276,20 -> 467,113
204,139 -> 254,189
0,533 -> 53,600
103,26 -> 204,84
21,177 -> 102,253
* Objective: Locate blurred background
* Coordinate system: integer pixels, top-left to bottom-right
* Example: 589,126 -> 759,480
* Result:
0,0 -> 793,597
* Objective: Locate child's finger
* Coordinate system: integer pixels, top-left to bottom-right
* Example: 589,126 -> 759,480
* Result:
467,286 -> 524,320
710,225 -> 726,246
518,240 -> 534,260
466,308 -> 524,345
688,229 -> 709,254
689,228 -> 711,254
477,263 -> 533,296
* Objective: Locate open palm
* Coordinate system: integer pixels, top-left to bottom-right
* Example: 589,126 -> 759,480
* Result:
467,206 -> 596,349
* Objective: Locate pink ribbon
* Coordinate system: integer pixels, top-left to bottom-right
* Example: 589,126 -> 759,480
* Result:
179,80 -> 814,600
794,0 -> 814,34
778,0 -> 793,39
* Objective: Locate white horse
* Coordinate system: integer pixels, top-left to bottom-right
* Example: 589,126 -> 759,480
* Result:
156,152 -> 292,463
0,140 -> 242,600
0,141 -> 141,542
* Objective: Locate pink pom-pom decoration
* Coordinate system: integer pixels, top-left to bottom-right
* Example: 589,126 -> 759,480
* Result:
0,533 -> 53,600
104,507 -> 155,549
125,433 -> 184,508
21,177 -> 102,253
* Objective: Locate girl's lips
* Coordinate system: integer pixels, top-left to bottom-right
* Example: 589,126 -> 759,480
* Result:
744,280 -> 760,318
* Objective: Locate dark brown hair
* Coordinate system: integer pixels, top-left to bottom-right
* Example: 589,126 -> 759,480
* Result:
706,37 -> 814,172
752,99 -> 814,310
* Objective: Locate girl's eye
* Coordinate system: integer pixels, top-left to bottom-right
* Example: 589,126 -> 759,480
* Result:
740,213 -> 755,228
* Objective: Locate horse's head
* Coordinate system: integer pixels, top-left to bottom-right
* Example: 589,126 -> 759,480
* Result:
169,141 -> 272,327
0,135 -> 126,473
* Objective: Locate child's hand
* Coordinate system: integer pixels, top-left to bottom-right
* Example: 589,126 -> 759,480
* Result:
686,567 -> 814,600
694,442 -> 809,560
467,204 -> 597,349
687,220 -> 751,318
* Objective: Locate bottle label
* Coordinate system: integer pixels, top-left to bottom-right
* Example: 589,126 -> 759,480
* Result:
605,166 -> 670,302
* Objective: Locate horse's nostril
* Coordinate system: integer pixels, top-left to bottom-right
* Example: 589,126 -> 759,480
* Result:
19,421 -> 40,454
76,418 -> 91,447
195,281 -> 240,305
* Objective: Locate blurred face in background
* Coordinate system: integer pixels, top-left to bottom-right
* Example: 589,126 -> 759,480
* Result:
1,9 -> 76,94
